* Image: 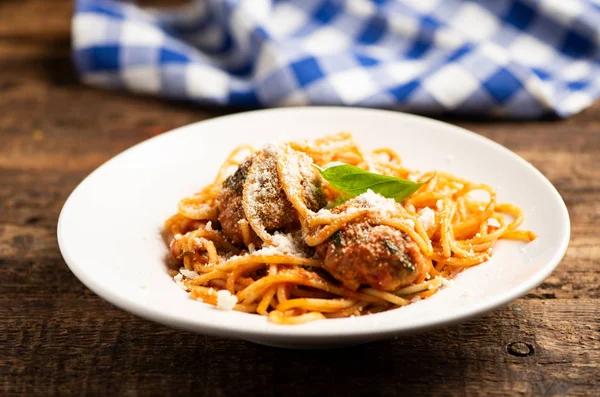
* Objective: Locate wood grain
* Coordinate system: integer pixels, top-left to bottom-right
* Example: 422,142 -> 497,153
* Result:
1,0 -> 599,396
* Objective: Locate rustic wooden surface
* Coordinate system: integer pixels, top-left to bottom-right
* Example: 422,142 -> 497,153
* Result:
1,1 -> 599,396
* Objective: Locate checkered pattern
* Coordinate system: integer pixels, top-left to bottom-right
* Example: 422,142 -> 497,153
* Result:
73,0 -> 600,118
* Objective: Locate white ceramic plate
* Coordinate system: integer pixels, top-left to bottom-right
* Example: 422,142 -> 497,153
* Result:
58,107 -> 569,348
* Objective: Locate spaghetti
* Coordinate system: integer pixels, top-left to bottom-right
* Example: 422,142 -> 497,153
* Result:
165,133 -> 535,324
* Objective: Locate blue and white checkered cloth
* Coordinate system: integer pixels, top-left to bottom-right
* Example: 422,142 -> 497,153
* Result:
73,0 -> 600,118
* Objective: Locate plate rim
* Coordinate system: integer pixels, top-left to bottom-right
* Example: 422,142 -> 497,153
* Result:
57,106 -> 570,342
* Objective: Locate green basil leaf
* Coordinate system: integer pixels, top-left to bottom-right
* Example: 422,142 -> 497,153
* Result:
312,163 -> 430,203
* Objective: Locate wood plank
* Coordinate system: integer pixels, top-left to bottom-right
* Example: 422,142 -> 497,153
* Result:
0,300 -> 598,396
0,0 -> 72,39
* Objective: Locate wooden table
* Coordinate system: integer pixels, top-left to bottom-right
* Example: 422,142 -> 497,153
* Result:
1,1 -> 598,395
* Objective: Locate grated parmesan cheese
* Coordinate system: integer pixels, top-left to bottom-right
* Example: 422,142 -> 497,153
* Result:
417,207 -> 435,230
407,172 -> 420,182
271,233 -> 300,253
436,199 -> 444,211
345,207 -> 360,214
364,158 -> 378,172
439,277 -> 454,287
253,232 -> 304,256
316,208 -> 332,217
401,219 -> 415,229
487,218 -> 501,228
173,233 -> 182,241
174,273 -> 188,291
205,221 -> 213,231
180,268 -> 199,280
216,290 -> 238,310
193,237 -> 208,248
354,189 -> 397,213
223,165 -> 239,179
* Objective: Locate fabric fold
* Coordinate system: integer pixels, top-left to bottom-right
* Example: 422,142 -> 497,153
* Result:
73,0 -> 600,118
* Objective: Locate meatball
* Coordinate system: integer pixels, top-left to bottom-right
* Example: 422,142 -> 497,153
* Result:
218,145 -> 327,245
305,179 -> 327,211
242,145 -> 299,233
288,148 -> 327,212
316,222 -> 427,291
218,157 -> 253,245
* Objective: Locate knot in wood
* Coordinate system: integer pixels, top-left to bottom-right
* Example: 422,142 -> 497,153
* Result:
507,342 -> 534,357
